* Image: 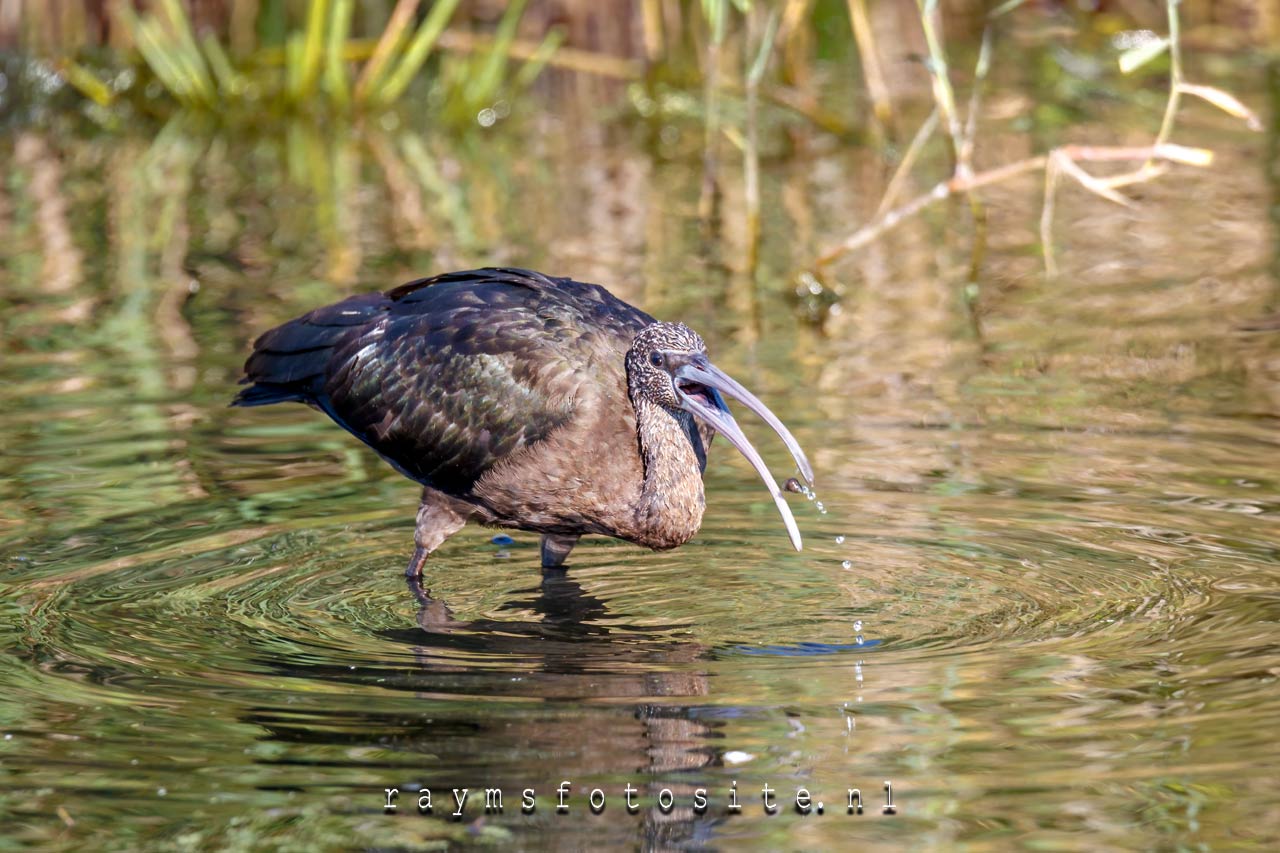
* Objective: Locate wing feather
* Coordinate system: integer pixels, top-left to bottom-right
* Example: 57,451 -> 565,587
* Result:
237,268 -> 653,496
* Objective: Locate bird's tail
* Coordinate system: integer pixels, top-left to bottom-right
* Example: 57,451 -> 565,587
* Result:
230,382 -> 310,407
230,293 -> 386,409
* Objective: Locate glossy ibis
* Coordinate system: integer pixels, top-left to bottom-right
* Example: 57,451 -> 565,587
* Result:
232,268 -> 813,575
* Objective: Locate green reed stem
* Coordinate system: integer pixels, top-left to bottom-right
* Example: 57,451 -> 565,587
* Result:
465,0 -> 529,107
374,0 -> 462,106
158,0 -> 216,105
354,0 -> 419,105
201,34 -> 246,99
512,27 -> 566,91
324,0 -> 354,107
296,0 -> 330,101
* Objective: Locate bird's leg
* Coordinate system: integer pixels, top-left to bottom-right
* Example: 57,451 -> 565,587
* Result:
539,534 -> 580,569
405,487 -> 470,578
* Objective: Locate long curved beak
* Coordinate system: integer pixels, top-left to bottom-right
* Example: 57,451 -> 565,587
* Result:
674,356 -> 814,551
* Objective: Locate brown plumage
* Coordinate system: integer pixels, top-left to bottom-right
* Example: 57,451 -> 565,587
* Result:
232,268 -> 812,575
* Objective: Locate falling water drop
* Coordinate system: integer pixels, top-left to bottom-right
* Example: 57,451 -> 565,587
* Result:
835,535 -> 845,544
841,560 -> 852,570
853,620 -> 863,632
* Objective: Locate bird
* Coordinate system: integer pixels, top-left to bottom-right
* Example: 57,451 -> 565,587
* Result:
232,267 -> 813,576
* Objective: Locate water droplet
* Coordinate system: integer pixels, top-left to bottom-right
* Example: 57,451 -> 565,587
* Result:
841,560 -> 852,570
157,787 -> 167,797
2,733 -> 10,740
807,492 -> 816,501
477,107 -> 497,127
853,620 -> 863,632
815,501 -> 824,512
835,535 -> 845,544
855,635 -> 865,645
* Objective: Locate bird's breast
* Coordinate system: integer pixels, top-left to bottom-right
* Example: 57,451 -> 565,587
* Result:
468,384 -> 649,537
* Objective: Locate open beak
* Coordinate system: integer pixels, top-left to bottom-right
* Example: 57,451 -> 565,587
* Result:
674,355 -> 814,551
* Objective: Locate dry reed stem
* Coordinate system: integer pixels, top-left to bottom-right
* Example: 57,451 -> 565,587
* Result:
743,8 -> 781,276
817,0 -> 1258,275
640,0 -> 665,64
354,0 -> 419,103
433,30 -> 641,79
876,109 -> 938,219
915,0 -> 963,172
815,144 -> 1210,268
846,0 -> 893,132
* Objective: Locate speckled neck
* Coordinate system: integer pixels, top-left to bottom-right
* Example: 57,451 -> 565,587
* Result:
629,396 -> 707,550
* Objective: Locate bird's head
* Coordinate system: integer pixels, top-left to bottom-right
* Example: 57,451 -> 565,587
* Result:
626,322 -> 814,551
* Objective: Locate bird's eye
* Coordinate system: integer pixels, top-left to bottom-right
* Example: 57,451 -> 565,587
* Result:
648,351 -> 664,368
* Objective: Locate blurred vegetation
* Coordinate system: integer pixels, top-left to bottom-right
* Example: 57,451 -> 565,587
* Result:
7,1 -> 1271,127
0,0 -> 1272,289
9,0 -> 568,124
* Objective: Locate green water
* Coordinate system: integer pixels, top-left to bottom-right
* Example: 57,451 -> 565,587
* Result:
3,71 -> 1279,849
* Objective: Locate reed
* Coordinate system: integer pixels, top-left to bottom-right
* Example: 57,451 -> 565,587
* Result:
698,0 -> 729,225
814,0 -> 1261,278
743,5 -> 780,276
51,0 -> 558,121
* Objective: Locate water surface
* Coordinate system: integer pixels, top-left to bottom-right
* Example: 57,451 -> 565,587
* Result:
2,67 -> 1279,850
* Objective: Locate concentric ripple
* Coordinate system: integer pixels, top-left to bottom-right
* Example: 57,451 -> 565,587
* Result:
3,108 -> 1279,850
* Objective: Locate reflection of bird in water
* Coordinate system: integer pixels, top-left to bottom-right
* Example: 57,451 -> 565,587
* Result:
233,268 -> 812,575
250,570 -> 720,847
399,573 -> 701,670
398,574 -> 719,844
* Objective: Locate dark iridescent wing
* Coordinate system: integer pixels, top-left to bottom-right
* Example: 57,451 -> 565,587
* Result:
236,268 -> 653,495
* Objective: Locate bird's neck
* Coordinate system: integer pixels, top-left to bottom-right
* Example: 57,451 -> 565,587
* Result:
631,398 -> 707,550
